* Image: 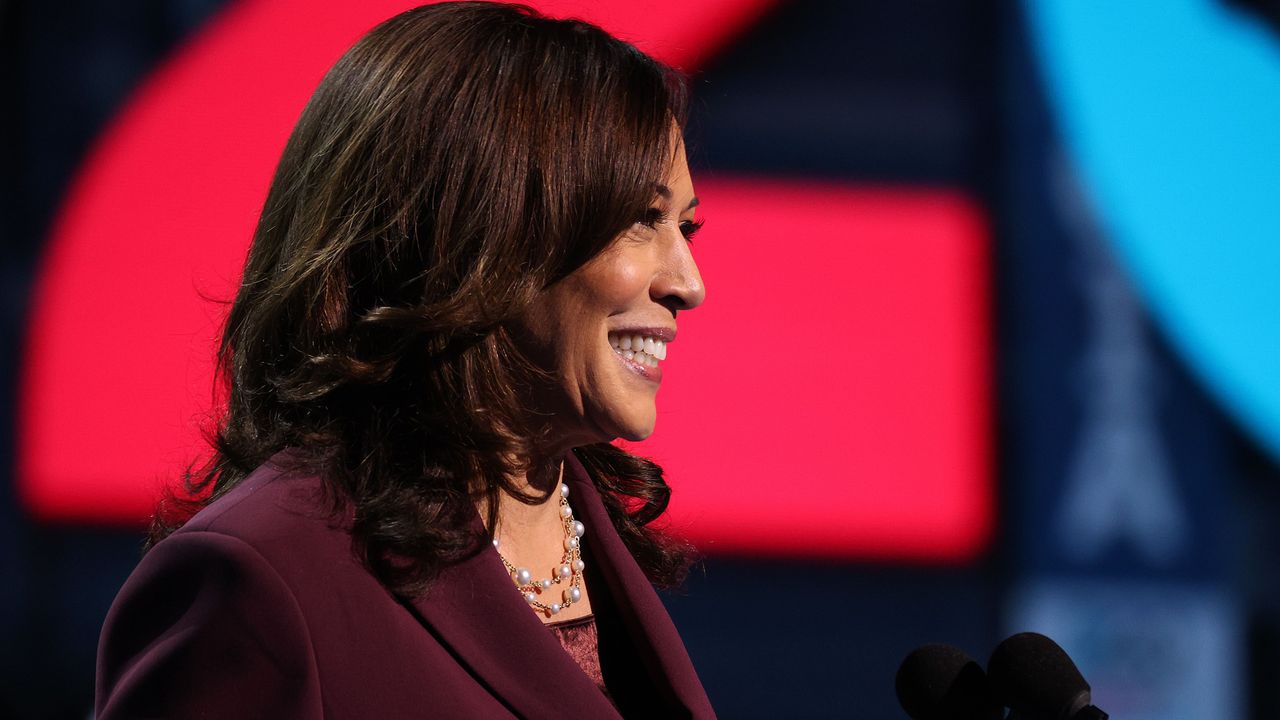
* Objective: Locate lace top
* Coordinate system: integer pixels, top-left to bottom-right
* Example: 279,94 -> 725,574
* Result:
545,614 -> 614,704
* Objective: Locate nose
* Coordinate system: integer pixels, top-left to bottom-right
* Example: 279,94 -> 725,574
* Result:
652,229 -> 706,314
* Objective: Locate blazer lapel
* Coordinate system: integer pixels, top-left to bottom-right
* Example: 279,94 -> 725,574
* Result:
563,451 -> 717,719
406,513 -> 622,719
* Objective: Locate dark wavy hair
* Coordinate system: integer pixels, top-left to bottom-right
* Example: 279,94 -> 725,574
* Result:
149,1 -> 694,597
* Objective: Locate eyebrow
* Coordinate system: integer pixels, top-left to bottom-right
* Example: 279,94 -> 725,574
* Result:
653,184 -> 699,211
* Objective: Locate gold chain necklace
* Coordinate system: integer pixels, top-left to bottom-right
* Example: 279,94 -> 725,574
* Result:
494,481 -> 586,617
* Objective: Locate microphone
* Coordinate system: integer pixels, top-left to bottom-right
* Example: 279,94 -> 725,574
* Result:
895,643 -> 1004,720
986,632 -> 1108,720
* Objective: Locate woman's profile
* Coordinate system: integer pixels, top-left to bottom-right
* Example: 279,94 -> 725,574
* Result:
94,2 -> 711,717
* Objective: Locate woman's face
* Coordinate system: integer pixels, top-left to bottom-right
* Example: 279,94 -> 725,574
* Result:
515,141 -> 705,449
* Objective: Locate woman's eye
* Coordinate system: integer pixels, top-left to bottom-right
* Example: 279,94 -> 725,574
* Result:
635,207 -> 665,229
679,219 -> 704,242
633,209 -> 702,243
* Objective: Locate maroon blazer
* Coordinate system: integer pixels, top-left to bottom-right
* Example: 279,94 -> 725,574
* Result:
95,451 -> 716,719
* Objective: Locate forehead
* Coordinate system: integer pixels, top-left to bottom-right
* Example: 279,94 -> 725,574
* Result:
656,142 -> 695,204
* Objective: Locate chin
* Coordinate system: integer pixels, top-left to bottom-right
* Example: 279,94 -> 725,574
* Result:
601,407 -> 657,443
589,375 -> 659,442
618,424 -> 656,443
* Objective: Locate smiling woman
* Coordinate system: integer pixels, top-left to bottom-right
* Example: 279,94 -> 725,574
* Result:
94,3 -> 712,718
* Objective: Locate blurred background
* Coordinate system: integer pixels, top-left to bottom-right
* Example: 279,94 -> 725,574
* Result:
4,0 -> 1280,717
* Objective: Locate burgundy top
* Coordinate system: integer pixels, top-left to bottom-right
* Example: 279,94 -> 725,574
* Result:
546,614 -> 614,704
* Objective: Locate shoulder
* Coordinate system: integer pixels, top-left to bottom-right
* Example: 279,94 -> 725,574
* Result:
97,493 -> 328,718
155,453 -> 393,626
96,455 -> 361,718
166,453 -> 361,583
180,453 -> 336,543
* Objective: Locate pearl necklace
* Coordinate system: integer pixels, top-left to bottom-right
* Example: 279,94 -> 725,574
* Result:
493,481 -> 586,617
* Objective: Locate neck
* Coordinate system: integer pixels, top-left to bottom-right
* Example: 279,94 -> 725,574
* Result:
483,449 -> 591,621
478,453 -> 567,543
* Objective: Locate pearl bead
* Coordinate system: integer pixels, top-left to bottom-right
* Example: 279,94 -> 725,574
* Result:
491,538 -> 500,549
523,591 -> 536,604
560,504 -> 573,519
560,483 -> 570,498
515,568 -> 531,585
540,579 -> 552,589
574,559 -> 585,572
549,603 -> 562,615
573,521 -> 585,537
564,536 -> 579,551
565,587 -> 581,603
559,564 -> 572,579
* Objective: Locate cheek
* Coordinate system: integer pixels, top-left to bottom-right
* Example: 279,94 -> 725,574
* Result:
537,245 -> 654,371
582,254 -> 648,308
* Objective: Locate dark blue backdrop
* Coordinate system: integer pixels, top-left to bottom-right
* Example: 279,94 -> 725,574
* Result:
3,1 -> 1278,718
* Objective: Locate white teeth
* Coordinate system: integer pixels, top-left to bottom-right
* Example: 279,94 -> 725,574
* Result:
608,332 -> 669,365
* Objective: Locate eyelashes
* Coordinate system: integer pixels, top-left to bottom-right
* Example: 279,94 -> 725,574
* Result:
637,207 -> 665,229
635,208 -> 704,243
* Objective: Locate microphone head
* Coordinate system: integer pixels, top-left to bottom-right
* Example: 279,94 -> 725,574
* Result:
895,643 -> 1003,720
987,632 -> 1092,719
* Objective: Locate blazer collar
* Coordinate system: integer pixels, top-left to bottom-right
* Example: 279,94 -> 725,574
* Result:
406,451 -> 714,719
563,451 -> 715,719
405,475 -> 621,718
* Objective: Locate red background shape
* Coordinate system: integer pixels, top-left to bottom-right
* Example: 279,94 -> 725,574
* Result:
19,0 -> 991,563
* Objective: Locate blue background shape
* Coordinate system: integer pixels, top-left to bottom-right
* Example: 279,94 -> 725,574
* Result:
1027,0 -> 1280,459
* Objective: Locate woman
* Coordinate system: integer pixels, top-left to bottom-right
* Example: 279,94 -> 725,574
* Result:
94,2 -> 711,718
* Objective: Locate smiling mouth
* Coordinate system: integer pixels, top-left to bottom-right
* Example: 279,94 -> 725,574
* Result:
607,331 -> 667,368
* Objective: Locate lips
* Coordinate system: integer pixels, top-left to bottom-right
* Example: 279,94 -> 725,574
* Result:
606,330 -> 671,383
